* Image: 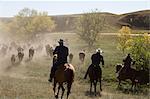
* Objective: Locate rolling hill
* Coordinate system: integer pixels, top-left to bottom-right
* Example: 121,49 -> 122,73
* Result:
51,10 -> 150,32
0,10 -> 149,32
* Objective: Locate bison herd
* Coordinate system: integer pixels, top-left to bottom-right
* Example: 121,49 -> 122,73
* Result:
0,41 -> 86,65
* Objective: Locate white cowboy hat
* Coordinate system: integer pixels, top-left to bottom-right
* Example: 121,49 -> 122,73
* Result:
96,48 -> 103,54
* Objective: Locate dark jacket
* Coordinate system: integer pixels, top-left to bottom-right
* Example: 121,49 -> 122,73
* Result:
53,45 -> 69,63
91,52 -> 104,66
123,55 -> 133,68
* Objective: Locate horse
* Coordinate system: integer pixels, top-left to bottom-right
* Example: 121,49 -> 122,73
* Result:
85,65 -> 102,96
69,53 -> 73,63
116,64 -> 149,90
116,64 -> 139,90
53,63 -> 75,99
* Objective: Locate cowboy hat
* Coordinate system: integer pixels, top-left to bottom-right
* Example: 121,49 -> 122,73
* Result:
58,39 -> 64,43
96,48 -> 103,54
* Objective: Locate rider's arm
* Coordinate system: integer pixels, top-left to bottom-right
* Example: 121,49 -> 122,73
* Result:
66,47 -> 69,56
101,56 -> 104,66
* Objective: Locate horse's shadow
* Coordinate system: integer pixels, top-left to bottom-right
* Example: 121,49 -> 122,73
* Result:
85,90 -> 101,97
116,86 -> 149,95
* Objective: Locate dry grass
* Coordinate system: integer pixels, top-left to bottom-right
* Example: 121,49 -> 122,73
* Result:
0,33 -> 149,99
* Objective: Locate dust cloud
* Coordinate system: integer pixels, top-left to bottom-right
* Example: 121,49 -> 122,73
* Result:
0,32 -> 59,79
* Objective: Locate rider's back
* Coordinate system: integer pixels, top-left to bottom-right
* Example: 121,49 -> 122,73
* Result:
54,46 -> 68,62
91,53 -> 104,66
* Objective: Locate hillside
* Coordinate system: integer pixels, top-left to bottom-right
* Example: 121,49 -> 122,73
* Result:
118,10 -> 150,30
51,12 -> 120,32
0,10 -> 149,32
51,10 -> 150,32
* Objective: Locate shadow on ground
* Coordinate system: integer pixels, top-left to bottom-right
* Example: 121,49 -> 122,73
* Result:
85,90 -> 102,98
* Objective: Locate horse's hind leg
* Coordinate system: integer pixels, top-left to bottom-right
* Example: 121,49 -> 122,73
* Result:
67,83 -> 72,99
99,77 -> 102,91
90,81 -> 92,93
130,81 -> 136,91
94,81 -> 97,96
118,80 -> 121,88
55,85 -> 61,99
53,81 -> 57,98
60,85 -> 65,99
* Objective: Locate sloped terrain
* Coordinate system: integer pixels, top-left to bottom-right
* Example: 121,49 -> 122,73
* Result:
0,10 -> 149,32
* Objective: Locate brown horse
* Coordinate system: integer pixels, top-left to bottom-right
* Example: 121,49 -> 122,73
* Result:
53,63 -> 75,99
86,65 -> 102,96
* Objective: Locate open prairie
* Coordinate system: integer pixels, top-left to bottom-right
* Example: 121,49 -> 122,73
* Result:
0,33 -> 149,99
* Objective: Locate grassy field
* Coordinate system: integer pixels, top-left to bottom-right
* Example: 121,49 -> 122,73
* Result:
0,33 -> 149,99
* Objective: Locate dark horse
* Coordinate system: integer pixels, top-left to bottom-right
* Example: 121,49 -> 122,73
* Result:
116,64 -> 137,89
53,63 -> 75,99
116,64 -> 149,90
85,65 -> 102,96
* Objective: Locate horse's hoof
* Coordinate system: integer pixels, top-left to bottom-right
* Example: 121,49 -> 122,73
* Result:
100,88 -> 102,91
55,95 -> 58,99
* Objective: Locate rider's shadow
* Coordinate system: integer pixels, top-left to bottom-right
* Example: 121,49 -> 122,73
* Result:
85,90 -> 101,97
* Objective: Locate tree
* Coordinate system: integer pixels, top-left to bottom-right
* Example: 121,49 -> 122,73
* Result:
117,26 -> 150,70
76,10 -> 105,47
117,26 -> 132,54
128,33 -> 150,70
3,8 -> 55,41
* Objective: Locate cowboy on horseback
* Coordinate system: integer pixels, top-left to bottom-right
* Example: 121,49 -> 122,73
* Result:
84,48 -> 104,80
49,39 -> 69,82
122,53 -> 135,73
